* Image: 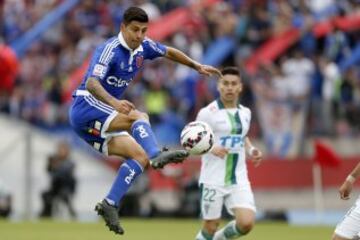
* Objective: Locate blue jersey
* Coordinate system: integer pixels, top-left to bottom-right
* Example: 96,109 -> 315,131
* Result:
76,32 -> 167,98
69,32 -> 167,155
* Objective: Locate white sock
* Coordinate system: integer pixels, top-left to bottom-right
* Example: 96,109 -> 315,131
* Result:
213,220 -> 243,240
104,198 -> 115,206
196,230 -> 214,240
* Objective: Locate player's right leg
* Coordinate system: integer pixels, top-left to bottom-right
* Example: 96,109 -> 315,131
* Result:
69,97 -> 147,234
195,220 -> 220,240
70,95 -> 188,169
195,184 -> 224,240
107,109 -> 189,168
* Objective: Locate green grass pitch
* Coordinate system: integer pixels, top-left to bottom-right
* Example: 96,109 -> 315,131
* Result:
0,219 -> 333,240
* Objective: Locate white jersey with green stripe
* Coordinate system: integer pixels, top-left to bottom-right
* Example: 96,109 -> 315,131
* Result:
196,99 -> 251,187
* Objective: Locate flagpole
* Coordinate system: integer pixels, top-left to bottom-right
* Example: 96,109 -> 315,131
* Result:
312,162 -> 324,223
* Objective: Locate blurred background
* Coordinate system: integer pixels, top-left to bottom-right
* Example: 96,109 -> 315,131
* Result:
0,0 -> 359,235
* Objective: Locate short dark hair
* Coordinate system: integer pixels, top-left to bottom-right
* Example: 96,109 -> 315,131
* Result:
221,66 -> 240,77
123,7 -> 149,25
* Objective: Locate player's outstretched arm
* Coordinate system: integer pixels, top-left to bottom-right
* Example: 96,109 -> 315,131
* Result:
339,162 -> 360,200
164,46 -> 222,77
245,137 -> 262,167
86,77 -> 134,114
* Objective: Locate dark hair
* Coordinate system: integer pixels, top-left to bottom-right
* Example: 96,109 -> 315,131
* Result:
123,7 -> 149,25
221,66 -> 240,77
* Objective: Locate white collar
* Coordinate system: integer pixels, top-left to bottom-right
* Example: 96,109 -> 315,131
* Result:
118,32 -> 143,54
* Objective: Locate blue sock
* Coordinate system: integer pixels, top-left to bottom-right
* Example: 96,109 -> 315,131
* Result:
131,120 -> 160,158
105,159 -> 143,207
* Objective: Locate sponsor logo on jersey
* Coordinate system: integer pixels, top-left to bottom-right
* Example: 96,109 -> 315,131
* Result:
93,64 -> 107,78
220,135 -> 244,149
204,203 -> 210,214
106,76 -> 130,87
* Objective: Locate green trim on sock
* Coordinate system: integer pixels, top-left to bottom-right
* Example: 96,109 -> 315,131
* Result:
201,230 -> 214,240
223,220 -> 244,239
235,224 -> 244,235
199,184 -> 204,218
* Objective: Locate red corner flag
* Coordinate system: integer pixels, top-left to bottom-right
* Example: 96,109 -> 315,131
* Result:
313,139 -> 341,168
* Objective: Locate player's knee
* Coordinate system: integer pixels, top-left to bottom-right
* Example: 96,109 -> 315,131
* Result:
140,112 -> 149,121
236,220 -> 254,235
131,147 -> 150,168
128,110 -> 149,124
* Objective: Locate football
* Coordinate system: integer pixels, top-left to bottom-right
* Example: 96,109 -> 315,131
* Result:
180,121 -> 214,155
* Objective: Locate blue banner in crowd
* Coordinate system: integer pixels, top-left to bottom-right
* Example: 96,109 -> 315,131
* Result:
10,0 -> 79,58
202,37 -> 236,66
188,36 -> 235,80
339,43 -> 360,73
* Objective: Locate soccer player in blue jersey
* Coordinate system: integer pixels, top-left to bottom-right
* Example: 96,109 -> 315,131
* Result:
69,6 -> 221,235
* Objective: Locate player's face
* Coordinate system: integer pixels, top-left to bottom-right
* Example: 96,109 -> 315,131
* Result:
217,74 -> 242,103
121,21 -> 148,50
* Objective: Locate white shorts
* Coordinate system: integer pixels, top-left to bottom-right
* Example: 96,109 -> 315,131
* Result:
335,197 -> 360,239
200,183 -> 256,220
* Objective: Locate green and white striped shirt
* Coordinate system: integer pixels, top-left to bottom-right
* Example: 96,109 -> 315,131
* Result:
196,99 -> 251,187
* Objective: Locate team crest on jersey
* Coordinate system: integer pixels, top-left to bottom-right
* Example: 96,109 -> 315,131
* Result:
136,55 -> 143,68
204,203 -> 210,214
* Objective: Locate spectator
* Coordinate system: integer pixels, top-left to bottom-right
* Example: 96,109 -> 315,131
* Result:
319,56 -> 341,135
0,178 -> 12,218
1,0 -> 360,152
39,141 -> 77,218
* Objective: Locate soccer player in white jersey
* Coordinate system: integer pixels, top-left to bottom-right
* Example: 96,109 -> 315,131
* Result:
195,67 -> 262,240
333,162 -> 360,240
69,7 -> 220,235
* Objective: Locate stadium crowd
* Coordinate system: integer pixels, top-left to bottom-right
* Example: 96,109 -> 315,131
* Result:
0,0 -> 359,154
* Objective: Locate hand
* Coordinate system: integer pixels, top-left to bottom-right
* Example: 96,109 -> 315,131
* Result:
196,64 -> 222,77
210,145 -> 229,158
113,100 -> 135,114
339,181 -> 353,200
249,147 -> 262,167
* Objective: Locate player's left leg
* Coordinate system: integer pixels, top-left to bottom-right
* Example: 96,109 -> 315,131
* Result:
213,208 -> 255,240
332,234 -> 352,240
213,185 -> 256,240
